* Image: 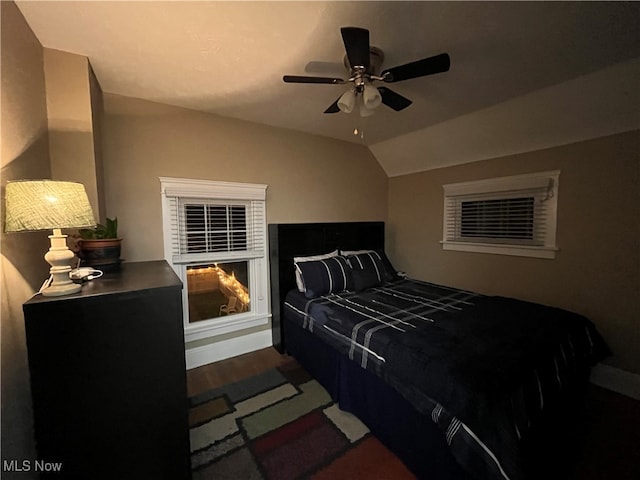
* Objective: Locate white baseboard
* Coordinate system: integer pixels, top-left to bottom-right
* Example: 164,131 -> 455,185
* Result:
590,363 -> 640,400
185,329 -> 273,370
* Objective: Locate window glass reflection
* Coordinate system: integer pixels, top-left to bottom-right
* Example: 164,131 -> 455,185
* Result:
186,262 -> 250,323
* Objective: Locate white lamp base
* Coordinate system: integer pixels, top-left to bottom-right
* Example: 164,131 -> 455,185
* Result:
42,228 -> 82,297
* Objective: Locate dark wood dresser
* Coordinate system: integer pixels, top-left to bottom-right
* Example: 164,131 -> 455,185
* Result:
23,260 -> 191,479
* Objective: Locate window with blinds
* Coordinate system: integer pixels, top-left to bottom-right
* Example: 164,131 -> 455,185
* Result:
442,171 -> 559,258
160,177 -> 269,345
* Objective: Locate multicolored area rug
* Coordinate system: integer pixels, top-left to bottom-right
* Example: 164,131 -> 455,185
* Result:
189,360 -> 416,480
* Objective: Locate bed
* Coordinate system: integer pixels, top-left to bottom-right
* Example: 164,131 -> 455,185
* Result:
268,222 -> 609,480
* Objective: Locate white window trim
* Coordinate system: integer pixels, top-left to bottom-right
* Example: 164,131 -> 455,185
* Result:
441,171 -> 560,259
160,177 -> 270,343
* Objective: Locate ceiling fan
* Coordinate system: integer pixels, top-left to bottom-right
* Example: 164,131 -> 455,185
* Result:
283,27 -> 450,116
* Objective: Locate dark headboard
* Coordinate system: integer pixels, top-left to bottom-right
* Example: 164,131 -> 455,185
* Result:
268,221 -> 385,353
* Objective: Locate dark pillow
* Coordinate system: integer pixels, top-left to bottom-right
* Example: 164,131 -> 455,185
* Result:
347,252 -> 387,288
351,267 -> 381,292
375,250 -> 398,282
297,256 -> 353,299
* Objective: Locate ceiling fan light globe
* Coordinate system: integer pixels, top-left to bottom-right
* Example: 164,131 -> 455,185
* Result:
362,85 -> 382,110
337,89 -> 356,113
359,103 -> 376,117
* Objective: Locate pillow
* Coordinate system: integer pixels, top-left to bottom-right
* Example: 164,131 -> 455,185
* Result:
293,250 -> 339,263
351,267 -> 381,292
297,256 -> 352,299
375,250 -> 399,282
293,250 -> 339,292
341,249 -> 398,282
347,251 -> 387,289
340,249 -> 373,256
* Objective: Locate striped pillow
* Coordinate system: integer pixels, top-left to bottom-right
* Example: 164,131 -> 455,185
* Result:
375,250 -> 398,282
293,249 -> 339,292
350,267 -> 381,292
297,256 -> 353,299
347,252 -> 387,288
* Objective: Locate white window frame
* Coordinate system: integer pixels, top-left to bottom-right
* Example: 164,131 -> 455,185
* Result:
441,171 -> 560,259
160,177 -> 270,342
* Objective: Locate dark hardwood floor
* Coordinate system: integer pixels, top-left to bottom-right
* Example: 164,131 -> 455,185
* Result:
186,346 -> 289,397
569,382 -> 640,480
187,347 -> 640,480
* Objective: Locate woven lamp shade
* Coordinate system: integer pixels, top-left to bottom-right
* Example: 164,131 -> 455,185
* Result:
5,180 -> 96,232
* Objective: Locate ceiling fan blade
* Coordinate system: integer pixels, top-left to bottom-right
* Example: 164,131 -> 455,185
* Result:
324,98 -> 341,114
340,27 -> 370,70
378,87 -> 412,111
382,53 -> 450,82
283,75 -> 345,84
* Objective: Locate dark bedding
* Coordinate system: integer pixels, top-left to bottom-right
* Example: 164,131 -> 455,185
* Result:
284,278 -> 609,480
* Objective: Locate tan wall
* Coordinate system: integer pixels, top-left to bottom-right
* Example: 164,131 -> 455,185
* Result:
44,48 -> 102,220
101,93 -> 388,263
1,0 -> 50,463
88,64 -> 107,221
388,131 -> 640,374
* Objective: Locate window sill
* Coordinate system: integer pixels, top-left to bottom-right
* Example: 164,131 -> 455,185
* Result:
184,312 -> 270,342
441,241 -> 558,259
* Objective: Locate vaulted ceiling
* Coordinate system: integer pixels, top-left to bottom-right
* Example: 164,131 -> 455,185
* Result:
16,1 -> 640,176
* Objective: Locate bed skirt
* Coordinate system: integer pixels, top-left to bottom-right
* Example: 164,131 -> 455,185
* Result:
284,315 -> 471,480
284,314 -> 591,480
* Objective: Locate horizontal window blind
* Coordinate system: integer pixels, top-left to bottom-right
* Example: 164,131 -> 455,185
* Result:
443,171 -> 559,252
446,191 -> 547,245
167,197 -> 265,263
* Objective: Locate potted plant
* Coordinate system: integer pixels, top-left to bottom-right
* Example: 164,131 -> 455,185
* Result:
78,217 -> 122,271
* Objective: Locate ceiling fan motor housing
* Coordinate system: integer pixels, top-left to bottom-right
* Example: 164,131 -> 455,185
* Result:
344,46 -> 384,76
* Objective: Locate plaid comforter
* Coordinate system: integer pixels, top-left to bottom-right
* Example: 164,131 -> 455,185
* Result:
284,278 -> 609,480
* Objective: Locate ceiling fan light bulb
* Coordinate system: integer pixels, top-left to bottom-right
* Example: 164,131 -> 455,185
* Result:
363,85 -> 382,109
337,89 -> 356,113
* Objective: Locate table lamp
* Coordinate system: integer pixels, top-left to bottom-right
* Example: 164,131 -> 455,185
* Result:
5,180 -> 96,296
